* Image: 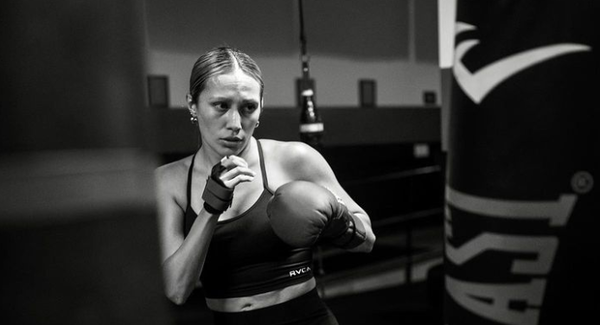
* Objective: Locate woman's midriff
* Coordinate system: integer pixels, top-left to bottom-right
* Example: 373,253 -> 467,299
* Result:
205,277 -> 317,312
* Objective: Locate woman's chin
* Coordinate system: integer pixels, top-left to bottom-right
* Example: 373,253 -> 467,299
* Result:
219,142 -> 246,156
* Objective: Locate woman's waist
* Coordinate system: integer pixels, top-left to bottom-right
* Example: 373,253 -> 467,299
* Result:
201,250 -> 314,298
205,277 -> 316,312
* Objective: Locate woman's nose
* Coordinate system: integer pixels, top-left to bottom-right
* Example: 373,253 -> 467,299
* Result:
226,109 -> 242,131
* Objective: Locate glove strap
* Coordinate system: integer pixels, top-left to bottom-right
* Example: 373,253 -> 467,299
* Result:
201,162 -> 233,214
321,203 -> 367,249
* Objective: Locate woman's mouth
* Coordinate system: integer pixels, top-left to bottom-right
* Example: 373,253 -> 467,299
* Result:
221,137 -> 243,146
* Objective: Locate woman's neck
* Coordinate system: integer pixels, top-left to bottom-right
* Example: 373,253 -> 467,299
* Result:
197,137 -> 257,168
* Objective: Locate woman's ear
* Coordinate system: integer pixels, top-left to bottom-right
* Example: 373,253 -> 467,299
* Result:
186,94 -> 196,117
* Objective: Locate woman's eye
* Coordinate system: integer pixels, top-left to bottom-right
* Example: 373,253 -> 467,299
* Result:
244,104 -> 258,113
213,102 -> 228,110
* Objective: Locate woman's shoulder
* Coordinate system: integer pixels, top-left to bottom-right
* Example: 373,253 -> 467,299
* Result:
154,154 -> 195,190
258,139 -> 314,159
258,139 -> 327,179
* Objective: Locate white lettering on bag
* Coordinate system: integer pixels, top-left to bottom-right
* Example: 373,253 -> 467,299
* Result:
445,185 -> 579,325
289,266 -> 312,277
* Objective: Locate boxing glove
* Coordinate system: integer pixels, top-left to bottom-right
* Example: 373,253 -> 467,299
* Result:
202,161 -> 233,214
267,181 -> 367,249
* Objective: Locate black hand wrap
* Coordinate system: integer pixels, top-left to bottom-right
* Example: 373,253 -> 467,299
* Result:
201,162 -> 233,214
320,202 -> 367,249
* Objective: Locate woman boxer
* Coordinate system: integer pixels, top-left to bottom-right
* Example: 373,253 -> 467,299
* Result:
155,46 -> 375,325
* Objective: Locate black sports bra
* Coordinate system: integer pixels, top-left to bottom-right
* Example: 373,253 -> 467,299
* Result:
183,140 -> 314,298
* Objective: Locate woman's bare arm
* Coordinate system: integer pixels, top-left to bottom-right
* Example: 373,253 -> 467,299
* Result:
154,155 -> 256,305
155,164 -> 219,305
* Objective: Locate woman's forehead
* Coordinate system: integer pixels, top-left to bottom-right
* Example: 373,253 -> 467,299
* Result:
204,69 -> 261,95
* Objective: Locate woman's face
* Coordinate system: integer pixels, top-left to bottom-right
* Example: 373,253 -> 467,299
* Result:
194,69 -> 262,157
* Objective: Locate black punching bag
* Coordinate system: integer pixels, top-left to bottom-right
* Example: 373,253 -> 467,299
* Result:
445,1 -> 598,325
0,1 -> 170,324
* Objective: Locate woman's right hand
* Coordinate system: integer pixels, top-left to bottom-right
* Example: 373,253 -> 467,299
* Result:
202,155 -> 256,214
217,155 -> 256,188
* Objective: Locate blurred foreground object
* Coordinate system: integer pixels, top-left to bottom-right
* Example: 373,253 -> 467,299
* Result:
0,1 -> 170,324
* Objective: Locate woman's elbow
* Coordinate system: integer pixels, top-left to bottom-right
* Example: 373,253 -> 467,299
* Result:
166,289 -> 189,305
164,281 -> 192,305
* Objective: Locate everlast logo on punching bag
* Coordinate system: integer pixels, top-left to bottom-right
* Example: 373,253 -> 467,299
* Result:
445,186 -> 579,325
446,1 -> 598,325
453,22 -> 590,105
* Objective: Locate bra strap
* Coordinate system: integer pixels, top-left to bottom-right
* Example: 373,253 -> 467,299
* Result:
256,140 -> 270,191
186,152 -> 198,203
